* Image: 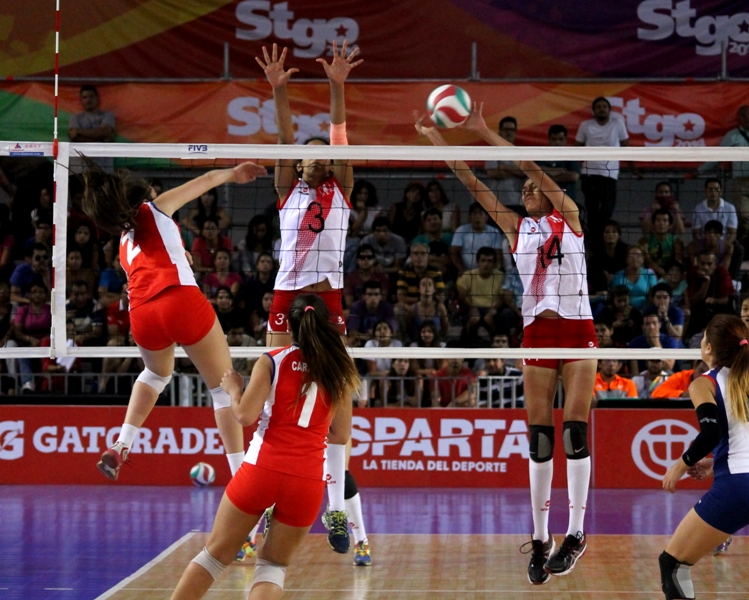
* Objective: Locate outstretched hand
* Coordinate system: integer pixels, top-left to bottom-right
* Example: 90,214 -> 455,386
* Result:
413,111 -> 447,147
317,40 -> 363,84
233,162 -> 267,184
256,44 -> 299,88
461,102 -> 488,132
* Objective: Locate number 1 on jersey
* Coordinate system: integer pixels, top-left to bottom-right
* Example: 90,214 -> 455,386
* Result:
297,382 -> 318,428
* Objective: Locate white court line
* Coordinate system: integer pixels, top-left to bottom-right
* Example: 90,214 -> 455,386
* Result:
93,588 -> 749,595
93,531 -> 197,600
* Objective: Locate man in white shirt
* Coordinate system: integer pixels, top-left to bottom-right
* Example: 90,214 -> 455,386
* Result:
574,97 -> 630,249
450,203 -> 504,275
692,178 -> 742,276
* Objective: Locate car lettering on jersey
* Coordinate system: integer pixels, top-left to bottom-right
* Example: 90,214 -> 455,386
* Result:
291,361 -> 308,372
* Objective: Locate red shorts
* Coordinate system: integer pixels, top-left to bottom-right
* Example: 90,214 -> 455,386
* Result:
268,289 -> 345,334
226,463 -> 326,528
522,317 -> 597,369
129,286 -> 216,351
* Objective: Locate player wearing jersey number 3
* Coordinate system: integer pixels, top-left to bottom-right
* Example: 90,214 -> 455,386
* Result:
170,294 -> 359,600
80,158 -> 266,481
417,104 -> 597,585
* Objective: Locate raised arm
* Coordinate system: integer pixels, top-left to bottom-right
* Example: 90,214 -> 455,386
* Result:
415,112 -> 519,245
317,39 -> 363,197
256,44 -> 299,198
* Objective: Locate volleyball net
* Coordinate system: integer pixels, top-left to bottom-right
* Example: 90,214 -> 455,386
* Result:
1,140 -> 746,370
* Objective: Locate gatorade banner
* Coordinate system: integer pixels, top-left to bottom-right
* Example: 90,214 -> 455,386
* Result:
2,1 -> 747,80
0,80 -> 745,148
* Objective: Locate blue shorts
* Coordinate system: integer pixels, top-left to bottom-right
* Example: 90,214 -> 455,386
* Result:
694,473 -> 749,534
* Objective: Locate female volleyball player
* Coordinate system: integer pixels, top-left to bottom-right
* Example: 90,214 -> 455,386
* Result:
170,294 -> 359,600
254,41 -> 367,560
80,158 -> 266,481
659,314 -> 749,600
417,104 -> 597,584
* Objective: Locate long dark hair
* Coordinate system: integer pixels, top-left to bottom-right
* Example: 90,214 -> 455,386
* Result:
352,180 -> 379,208
244,214 -> 273,254
80,155 -> 150,235
706,314 -> 749,423
288,294 -> 359,408
194,188 -> 219,229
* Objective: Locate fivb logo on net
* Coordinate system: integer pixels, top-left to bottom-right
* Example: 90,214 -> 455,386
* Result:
630,419 -> 697,480
608,96 -> 706,147
0,420 -> 24,460
637,1 -> 749,56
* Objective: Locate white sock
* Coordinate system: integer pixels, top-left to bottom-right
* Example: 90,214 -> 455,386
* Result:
325,444 -> 346,511
566,456 -> 590,536
226,451 -> 244,476
345,493 -> 368,545
117,424 -> 139,448
529,459 -> 553,541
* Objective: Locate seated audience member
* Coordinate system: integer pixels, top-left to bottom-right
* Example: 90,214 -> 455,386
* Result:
686,219 -> 733,273
433,347 -> 476,407
693,178 -> 744,277
24,213 -> 53,257
450,202 -> 504,276
475,357 -> 523,408
641,283 -> 684,346
389,181 -> 426,244
456,246 -> 515,333
425,179 -> 460,233
202,248 -> 243,300
349,179 -> 386,238
396,242 -> 445,307
66,280 -> 106,347
685,249 -> 735,338
65,248 -> 97,297
13,282 -> 52,392
364,320 -> 403,404
410,320 -> 447,407
742,294 -> 749,326
213,287 -> 247,334
237,252 -> 275,314
587,219 -> 629,286
639,209 -> 684,278
250,291 -> 273,346
347,281 -> 396,347
68,222 -> 101,273
383,358 -> 421,408
342,219 -> 361,274
97,254 -> 127,308
106,284 -> 130,345
593,359 -> 638,404
536,124 -> 581,202
99,329 -> 143,395
628,313 -> 678,373
411,207 -> 453,272
226,322 -> 257,377
190,218 -> 233,276
610,244 -> 658,311
632,359 -> 672,399
10,243 -> 51,304
27,184 -> 55,247
639,181 -> 686,235
233,214 -> 274,277
594,315 -> 615,349
360,216 -> 407,275
40,321 -> 80,393
408,276 -> 448,343
658,260 -> 688,311
181,187 -> 231,238
0,281 -> 18,377
650,361 -> 709,399
343,244 -> 391,307
597,285 -> 642,347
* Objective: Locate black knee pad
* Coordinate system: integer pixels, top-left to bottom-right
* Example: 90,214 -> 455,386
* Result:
344,470 -> 358,500
529,425 -> 554,463
563,421 -> 590,459
659,551 -> 694,599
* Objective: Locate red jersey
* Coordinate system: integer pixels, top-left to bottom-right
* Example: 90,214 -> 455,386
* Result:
245,345 -> 334,480
119,202 -> 197,309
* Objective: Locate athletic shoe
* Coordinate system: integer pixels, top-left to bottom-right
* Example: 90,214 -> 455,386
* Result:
713,536 -> 733,556
321,508 -> 350,553
353,540 -> 371,566
234,536 -> 257,562
96,442 -> 129,481
262,507 -> 273,539
520,535 -> 555,585
544,531 -> 586,576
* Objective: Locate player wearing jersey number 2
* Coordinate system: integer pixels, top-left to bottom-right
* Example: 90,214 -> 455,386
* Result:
417,103 -> 597,585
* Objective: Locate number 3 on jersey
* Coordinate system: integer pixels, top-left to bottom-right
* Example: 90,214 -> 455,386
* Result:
121,230 -> 142,267
537,235 -> 564,269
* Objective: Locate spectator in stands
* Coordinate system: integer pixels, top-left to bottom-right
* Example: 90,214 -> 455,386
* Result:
597,285 -> 642,347
484,116 -> 525,202
364,320 -> 402,404
685,249 -> 735,338
687,219 -> 734,274
408,276 -> 448,343
389,181 -> 426,244
0,205 -> 14,281
411,207 -> 453,272
639,209 -> 684,279
641,283 -> 685,346
68,222 -> 101,273
632,359 -> 672,399
629,313 -> 678,374
106,283 -> 130,346
425,179 -> 460,233
349,179 -> 385,238
0,281 -> 18,381
202,248 -> 243,300
659,260 -> 689,312
97,254 -> 127,308
68,85 -> 115,143
24,213 -> 52,257
233,214 -> 274,277
383,358 -> 421,407
343,243 -> 391,308
536,124 -> 581,202
10,243 -> 51,305
226,322 -> 257,377
249,290 -> 273,345
450,202 -> 504,276
593,359 -> 637,404
13,282 -> 51,392
181,187 -> 231,238
99,329 -> 143,395
574,96 -> 632,247
433,346 -> 476,407
588,219 -> 629,287
65,248 -> 97,297
409,320 -> 447,406
238,252 -> 275,314
29,184 -> 54,233
347,281 -> 396,347
692,179 -> 742,273
213,287 -> 247,334
650,361 -> 709,399
66,279 -> 106,347
475,356 -> 524,408
639,181 -> 686,235
610,244 -> 658,311
395,242 -> 445,333
360,216 -> 407,275
741,295 -> 749,326
190,218 -> 233,277
594,315 -> 615,349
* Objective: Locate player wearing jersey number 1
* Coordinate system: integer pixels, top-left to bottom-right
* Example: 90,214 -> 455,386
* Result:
416,104 -> 597,585
170,294 -> 359,600
80,158 -> 266,481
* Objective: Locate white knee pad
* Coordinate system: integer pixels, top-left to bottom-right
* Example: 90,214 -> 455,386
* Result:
210,386 -> 232,411
191,547 -> 227,580
253,558 -> 287,590
136,368 -> 172,394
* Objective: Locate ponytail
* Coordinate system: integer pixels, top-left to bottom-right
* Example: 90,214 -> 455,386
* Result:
706,314 -> 749,423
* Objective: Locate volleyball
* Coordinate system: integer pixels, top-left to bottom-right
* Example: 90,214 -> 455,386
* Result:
426,85 -> 472,128
189,462 -> 216,487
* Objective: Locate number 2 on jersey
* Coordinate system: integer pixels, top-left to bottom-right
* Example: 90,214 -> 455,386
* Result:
297,382 -> 318,428
537,235 -> 564,269
121,230 -> 141,265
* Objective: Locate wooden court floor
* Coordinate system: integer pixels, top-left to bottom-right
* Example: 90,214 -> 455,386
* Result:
98,533 -> 748,599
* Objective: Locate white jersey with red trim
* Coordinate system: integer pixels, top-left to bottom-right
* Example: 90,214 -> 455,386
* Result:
511,209 -> 592,327
245,345 -> 333,480
119,202 -> 197,310
275,176 -> 350,290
